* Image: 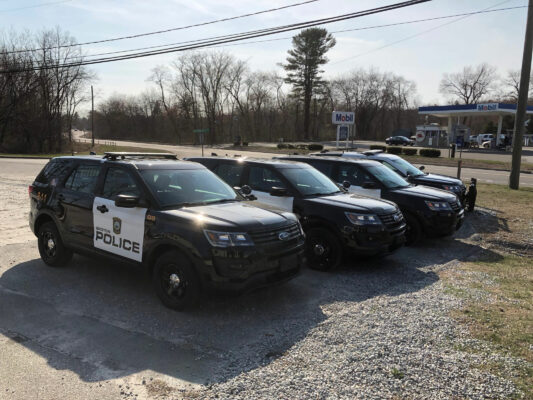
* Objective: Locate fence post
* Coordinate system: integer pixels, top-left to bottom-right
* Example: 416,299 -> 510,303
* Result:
457,159 -> 462,179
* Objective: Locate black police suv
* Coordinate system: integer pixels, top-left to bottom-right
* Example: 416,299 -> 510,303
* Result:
312,150 -> 467,202
278,155 -> 464,245
29,153 -> 305,310
186,156 -> 406,270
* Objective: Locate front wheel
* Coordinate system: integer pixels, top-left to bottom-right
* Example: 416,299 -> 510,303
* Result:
37,221 -> 73,267
152,250 -> 201,311
305,228 -> 343,271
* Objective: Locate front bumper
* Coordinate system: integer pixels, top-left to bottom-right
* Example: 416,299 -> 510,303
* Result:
203,238 -> 305,292
419,208 -> 464,236
340,222 -> 406,256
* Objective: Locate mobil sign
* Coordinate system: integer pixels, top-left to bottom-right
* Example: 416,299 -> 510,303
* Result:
332,111 -> 355,125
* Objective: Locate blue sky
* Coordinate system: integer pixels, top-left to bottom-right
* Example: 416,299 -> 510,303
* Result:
1,0 -> 528,109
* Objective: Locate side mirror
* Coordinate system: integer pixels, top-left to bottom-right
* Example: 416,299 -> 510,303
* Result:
240,185 -> 252,195
419,165 -> 425,171
362,181 -> 377,189
270,187 -> 288,197
115,194 -> 141,208
342,180 -> 351,189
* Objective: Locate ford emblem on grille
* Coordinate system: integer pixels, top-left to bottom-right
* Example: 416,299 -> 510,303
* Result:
393,214 -> 401,222
278,231 -> 290,241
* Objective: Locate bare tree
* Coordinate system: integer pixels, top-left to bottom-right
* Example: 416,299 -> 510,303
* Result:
502,70 -> 533,102
439,63 -> 497,104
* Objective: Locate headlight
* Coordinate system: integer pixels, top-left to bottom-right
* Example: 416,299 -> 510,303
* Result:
425,201 -> 452,211
204,230 -> 254,247
442,185 -> 461,192
345,212 -> 382,225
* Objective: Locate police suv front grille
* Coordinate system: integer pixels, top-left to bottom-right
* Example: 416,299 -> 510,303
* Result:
378,211 -> 405,234
250,222 -> 301,245
449,200 -> 462,212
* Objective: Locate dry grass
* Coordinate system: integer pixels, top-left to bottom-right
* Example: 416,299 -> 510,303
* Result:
442,183 -> 533,398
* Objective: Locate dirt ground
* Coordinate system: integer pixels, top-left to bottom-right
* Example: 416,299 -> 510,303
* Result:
0,158 -> 531,399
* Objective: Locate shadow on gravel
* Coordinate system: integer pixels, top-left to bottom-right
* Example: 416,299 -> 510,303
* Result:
0,219 -> 502,386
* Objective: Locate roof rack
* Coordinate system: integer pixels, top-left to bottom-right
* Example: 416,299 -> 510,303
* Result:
362,150 -> 384,156
103,152 -> 178,161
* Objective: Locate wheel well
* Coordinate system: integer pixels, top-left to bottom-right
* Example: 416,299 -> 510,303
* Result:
34,214 -> 54,235
146,244 -> 193,275
302,217 -> 340,238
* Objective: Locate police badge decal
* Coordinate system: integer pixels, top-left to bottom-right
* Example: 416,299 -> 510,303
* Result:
113,217 -> 122,235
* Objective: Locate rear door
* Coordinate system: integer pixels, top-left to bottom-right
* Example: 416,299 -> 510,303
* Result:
336,163 -> 382,198
93,166 -> 148,262
244,165 -> 294,211
60,162 -> 102,247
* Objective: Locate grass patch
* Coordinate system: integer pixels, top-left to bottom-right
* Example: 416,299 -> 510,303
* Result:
442,182 -> 533,397
0,142 -> 169,158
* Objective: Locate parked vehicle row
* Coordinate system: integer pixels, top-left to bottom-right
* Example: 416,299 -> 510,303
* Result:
29,151 -> 465,311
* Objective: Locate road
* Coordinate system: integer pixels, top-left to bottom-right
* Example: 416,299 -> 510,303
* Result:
73,137 -> 533,187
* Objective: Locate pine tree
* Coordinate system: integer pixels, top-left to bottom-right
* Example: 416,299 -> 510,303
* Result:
283,28 -> 336,140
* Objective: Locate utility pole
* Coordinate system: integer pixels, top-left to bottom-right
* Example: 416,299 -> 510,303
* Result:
91,85 -> 95,148
509,0 -> 533,189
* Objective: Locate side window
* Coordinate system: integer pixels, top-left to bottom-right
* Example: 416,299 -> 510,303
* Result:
382,161 -> 399,173
337,164 -> 372,186
102,168 -> 140,199
214,163 -> 244,187
248,166 -> 285,192
36,160 -> 72,184
308,161 -> 333,177
64,164 -> 100,194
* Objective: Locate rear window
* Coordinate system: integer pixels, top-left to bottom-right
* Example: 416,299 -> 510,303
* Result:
64,164 -> 101,194
35,160 -> 72,184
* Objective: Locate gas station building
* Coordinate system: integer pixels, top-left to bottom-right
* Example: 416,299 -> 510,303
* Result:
417,103 -> 533,147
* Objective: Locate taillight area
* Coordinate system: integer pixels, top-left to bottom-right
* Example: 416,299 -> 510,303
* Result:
28,185 -> 34,197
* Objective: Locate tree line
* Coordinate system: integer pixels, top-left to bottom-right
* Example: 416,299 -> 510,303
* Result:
88,56 -> 419,144
0,29 -> 91,153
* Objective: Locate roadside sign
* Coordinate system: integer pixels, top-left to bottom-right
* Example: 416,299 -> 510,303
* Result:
332,111 -> 355,125
338,125 -> 348,140
415,130 -> 426,142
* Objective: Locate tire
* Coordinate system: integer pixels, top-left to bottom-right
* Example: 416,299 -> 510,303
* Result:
305,227 -> 343,271
404,213 -> 422,246
37,221 -> 73,267
152,250 -> 201,311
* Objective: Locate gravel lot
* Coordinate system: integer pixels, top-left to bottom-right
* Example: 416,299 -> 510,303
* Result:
0,158 -> 525,399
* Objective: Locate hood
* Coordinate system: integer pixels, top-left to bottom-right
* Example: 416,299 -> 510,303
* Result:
392,185 -> 458,202
306,193 -> 397,214
411,173 -> 463,187
162,201 -> 294,230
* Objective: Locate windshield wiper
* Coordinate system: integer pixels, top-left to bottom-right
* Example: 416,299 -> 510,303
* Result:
205,198 -> 240,204
305,190 -> 340,197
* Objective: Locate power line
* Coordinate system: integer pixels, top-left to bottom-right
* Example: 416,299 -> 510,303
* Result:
331,0 -> 518,65
0,0 -> 72,13
0,0 -> 319,55
1,0 -> 431,73
72,5 -> 527,62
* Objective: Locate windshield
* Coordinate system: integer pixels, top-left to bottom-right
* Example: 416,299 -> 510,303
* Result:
383,157 -> 425,177
141,168 -> 239,207
280,167 -> 341,196
366,164 -> 410,189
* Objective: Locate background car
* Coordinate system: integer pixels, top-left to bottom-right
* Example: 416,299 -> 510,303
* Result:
311,151 -> 467,203
385,136 -> 414,146
279,155 -> 464,245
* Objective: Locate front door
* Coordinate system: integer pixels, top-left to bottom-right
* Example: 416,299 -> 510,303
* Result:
336,163 -> 382,198
245,165 -> 294,211
93,167 -> 148,262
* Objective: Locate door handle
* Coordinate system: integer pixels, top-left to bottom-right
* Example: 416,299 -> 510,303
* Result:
96,205 -> 109,213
